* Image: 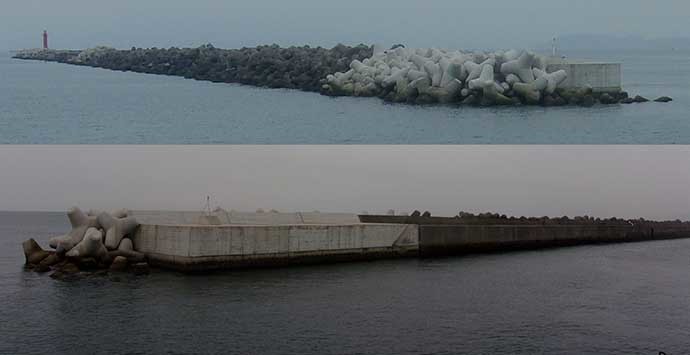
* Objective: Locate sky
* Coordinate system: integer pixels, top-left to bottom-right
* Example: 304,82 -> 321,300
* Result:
1,0 -> 689,51
0,146 -> 688,221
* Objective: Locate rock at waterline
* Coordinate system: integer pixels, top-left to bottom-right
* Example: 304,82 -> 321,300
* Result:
130,262 -> 150,275
580,95 -> 595,107
633,95 -> 650,103
598,93 -> 617,105
38,253 -> 61,268
109,256 -> 128,272
22,239 -> 50,265
654,96 -> 673,103
49,262 -> 81,280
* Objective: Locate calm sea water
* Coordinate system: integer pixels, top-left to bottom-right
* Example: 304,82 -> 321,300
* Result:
1,50 -> 689,144
1,211 -> 689,354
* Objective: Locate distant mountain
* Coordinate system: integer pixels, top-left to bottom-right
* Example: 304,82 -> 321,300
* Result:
536,34 -> 690,52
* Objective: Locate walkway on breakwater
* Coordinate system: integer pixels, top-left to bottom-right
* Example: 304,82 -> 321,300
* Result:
129,211 -> 690,272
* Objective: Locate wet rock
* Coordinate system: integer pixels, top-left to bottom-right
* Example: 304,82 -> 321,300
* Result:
633,95 -> 649,103
107,250 -> 146,264
37,253 -> 61,268
654,96 -> 673,103
410,211 -> 422,217
109,256 -> 128,272
599,93 -> 617,105
577,86 -> 594,97
93,270 -> 109,277
552,95 -> 568,106
130,262 -> 150,275
50,262 -> 81,280
49,270 -> 83,281
58,262 -> 80,274
422,211 -> 432,218
76,257 -> 99,271
22,239 -> 50,265
542,94 -> 567,107
415,94 -> 436,105
580,95 -> 595,107
621,97 -> 635,104
460,95 -> 479,106
34,264 -> 51,273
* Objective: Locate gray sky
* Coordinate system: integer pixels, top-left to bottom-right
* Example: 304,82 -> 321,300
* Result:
0,146 -> 688,221
2,0 -> 689,51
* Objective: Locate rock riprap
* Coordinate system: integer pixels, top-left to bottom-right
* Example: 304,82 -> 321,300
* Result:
322,47 -> 632,106
21,207 -> 147,280
13,45 -> 671,107
14,44 -> 372,93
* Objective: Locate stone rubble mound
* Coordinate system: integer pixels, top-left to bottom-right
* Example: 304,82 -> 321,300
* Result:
14,45 -> 672,107
22,207 -> 148,280
321,46 -> 652,106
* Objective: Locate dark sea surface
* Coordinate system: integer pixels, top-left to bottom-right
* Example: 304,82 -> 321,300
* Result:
1,211 -> 690,355
1,50 -> 689,144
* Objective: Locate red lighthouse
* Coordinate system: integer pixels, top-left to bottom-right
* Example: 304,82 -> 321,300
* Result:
42,30 -> 48,49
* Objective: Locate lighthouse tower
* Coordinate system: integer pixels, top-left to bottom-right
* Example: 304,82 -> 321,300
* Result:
42,30 -> 48,49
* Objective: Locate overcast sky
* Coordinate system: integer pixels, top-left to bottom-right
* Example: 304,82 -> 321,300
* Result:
0,146 -> 688,221
2,0 -> 689,51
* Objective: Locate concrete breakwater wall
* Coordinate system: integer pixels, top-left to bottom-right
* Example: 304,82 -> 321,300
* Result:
14,46 -> 670,107
131,221 -> 419,271
24,210 -> 690,274
546,59 -> 622,93
128,211 -> 690,271
418,224 -> 690,256
361,214 -> 690,256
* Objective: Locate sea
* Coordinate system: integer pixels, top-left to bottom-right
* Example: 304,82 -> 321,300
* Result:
1,50 -> 689,144
1,211 -> 689,354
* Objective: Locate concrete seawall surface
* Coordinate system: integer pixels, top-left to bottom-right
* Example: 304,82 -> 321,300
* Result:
126,212 -> 690,271
418,224 -> 689,256
132,222 -> 419,271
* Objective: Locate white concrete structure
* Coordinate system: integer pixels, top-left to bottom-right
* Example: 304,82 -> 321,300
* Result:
130,211 -> 419,271
546,58 -> 621,92
129,210 -> 360,226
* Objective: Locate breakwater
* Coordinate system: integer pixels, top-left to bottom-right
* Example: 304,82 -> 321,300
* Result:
22,209 -> 690,277
13,46 -> 672,107
13,44 -> 372,93
361,212 -> 690,255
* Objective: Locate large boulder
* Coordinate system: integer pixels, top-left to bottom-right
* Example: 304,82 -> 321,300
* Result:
108,238 -> 146,263
22,239 -> 50,265
500,51 -> 536,84
97,212 -> 140,250
599,93 -> 618,105
49,207 -> 99,253
130,262 -> 150,275
65,228 -> 109,261
532,68 -> 567,95
37,253 -> 61,268
580,95 -> 596,107
633,95 -> 649,103
109,256 -> 128,272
